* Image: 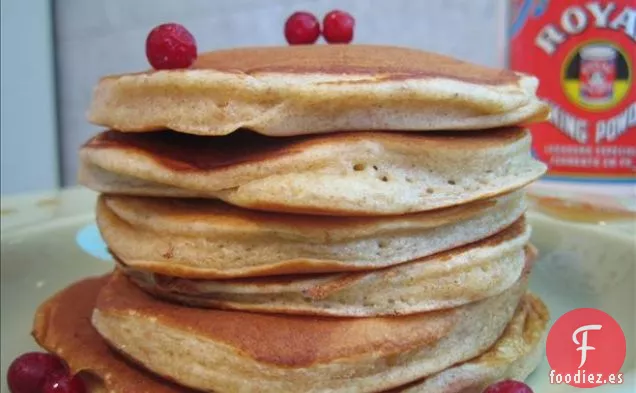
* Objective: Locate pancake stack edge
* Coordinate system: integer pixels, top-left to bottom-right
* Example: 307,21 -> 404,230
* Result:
35,45 -> 551,393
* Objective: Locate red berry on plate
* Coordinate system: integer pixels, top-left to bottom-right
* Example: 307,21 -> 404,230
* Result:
323,10 -> 355,44
483,380 -> 533,393
145,23 -> 197,70
284,12 -> 321,45
42,371 -> 86,393
7,352 -> 67,393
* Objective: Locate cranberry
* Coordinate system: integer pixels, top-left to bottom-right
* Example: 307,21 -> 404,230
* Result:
483,380 -> 534,393
284,12 -> 321,45
7,352 -> 67,393
42,371 -> 86,393
145,23 -> 197,70
322,10 -> 355,44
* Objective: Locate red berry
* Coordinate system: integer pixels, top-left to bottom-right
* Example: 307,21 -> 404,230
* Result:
323,10 -> 355,44
284,12 -> 321,45
7,352 -> 67,393
41,371 -> 86,393
145,23 -> 197,70
483,380 -> 533,393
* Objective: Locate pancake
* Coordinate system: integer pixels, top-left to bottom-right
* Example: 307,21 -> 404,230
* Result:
80,128 -> 546,216
121,218 -> 533,316
387,293 -> 548,393
97,190 -> 526,278
32,276 -> 198,393
32,275 -> 547,393
88,271 -> 528,393
87,45 -> 549,136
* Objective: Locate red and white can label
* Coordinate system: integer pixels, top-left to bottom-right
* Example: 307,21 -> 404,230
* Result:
580,44 -> 617,104
509,0 -> 635,181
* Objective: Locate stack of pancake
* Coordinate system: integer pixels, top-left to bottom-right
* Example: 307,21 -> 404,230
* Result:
33,45 -> 551,392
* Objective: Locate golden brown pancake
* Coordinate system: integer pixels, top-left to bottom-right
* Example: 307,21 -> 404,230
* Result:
97,190 -> 526,278
387,293 -> 548,393
32,276 -> 198,393
88,271 -> 528,392
121,218 -> 532,316
87,45 -> 549,136
32,275 -> 548,393
80,128 -> 546,215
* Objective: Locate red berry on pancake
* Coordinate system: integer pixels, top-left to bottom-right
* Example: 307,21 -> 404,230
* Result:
42,371 -> 86,393
145,23 -> 197,70
284,12 -> 321,45
483,379 -> 533,393
323,10 -> 355,44
7,352 -> 67,393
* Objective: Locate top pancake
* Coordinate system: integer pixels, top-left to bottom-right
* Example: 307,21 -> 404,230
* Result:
88,45 -> 549,136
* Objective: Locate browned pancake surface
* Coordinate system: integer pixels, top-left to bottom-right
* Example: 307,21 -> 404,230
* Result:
32,276 -> 195,393
83,127 -> 526,173
107,45 -> 519,85
96,271 -> 455,367
32,274 -> 546,393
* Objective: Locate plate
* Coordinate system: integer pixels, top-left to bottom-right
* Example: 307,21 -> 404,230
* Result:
1,188 -> 634,392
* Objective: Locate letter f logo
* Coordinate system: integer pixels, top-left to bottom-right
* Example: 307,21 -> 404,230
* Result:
546,308 -> 626,388
573,324 -> 602,368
